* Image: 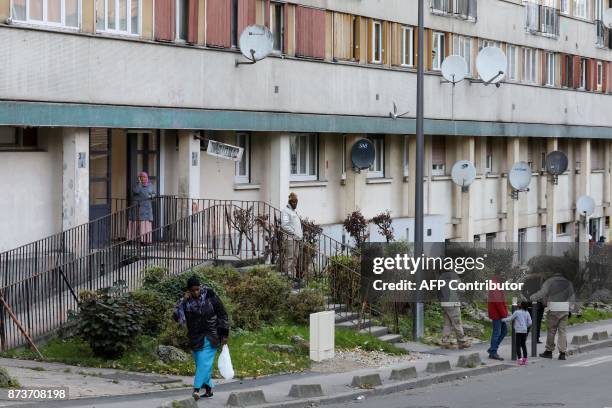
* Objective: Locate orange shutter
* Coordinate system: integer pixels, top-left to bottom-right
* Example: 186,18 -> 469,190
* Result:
367,19 -> 373,63
206,0 -> 231,47
237,0 -> 257,38
573,56 -> 581,89
353,16 -> 361,61
155,0 -> 176,42
187,0 -> 199,44
603,61 -> 608,94
264,0 -> 270,27
426,29 -> 432,70
560,54 -> 567,86
382,21 -> 389,65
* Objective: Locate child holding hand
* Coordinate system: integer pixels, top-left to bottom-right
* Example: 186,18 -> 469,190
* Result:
503,301 -> 533,365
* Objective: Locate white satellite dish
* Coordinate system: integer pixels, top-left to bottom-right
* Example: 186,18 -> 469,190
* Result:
238,25 -> 274,63
603,8 -> 612,28
576,195 -> 595,217
451,160 -> 476,191
476,46 -> 507,85
441,55 -> 468,84
508,161 -> 532,191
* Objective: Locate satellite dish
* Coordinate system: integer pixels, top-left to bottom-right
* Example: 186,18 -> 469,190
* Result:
576,195 -> 595,217
509,161 -> 532,191
545,151 -> 569,176
476,46 -> 507,85
351,139 -> 376,170
441,55 -> 468,84
238,25 -> 274,62
451,160 -> 476,190
603,8 -> 612,28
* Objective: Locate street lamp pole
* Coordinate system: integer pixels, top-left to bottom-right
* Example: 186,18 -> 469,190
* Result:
412,0 -> 425,341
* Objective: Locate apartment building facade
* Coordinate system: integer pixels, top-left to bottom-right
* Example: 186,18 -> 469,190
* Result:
1,0 -> 612,251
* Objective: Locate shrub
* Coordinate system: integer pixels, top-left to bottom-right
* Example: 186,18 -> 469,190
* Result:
142,265 -> 169,289
230,267 -> 291,330
371,210 -> 394,242
343,211 -> 370,249
192,266 -> 242,291
146,270 -> 227,304
129,290 -> 172,337
326,256 -> 361,307
78,287 -> 143,359
286,288 -> 326,325
158,317 -> 190,350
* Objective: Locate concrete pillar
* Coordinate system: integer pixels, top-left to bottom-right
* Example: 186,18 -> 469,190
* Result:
402,136 -> 416,218
578,139 -> 591,244
343,134 -> 367,214
178,130 -> 201,214
268,133 -> 291,209
62,128 -> 89,230
459,137 -> 475,242
505,137 -> 520,243
546,138 -> 559,243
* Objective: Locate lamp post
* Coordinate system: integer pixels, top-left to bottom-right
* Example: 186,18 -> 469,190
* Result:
412,0 -> 425,341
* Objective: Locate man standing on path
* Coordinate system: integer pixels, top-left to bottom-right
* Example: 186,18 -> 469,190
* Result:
281,192 -> 303,281
439,270 -> 470,349
530,271 -> 576,361
488,273 -> 509,360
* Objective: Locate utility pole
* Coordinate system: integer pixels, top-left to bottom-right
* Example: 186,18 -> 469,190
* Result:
412,0 -> 425,341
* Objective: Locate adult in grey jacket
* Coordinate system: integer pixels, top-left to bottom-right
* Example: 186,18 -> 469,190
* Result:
128,171 -> 155,242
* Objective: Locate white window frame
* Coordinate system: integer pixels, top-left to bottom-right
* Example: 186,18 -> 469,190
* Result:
560,0 -> 569,14
372,20 -> 383,63
432,31 -> 445,71
597,61 -> 603,90
13,0 -> 81,28
367,135 -> 385,179
290,133 -> 318,182
453,35 -> 472,75
432,163 -> 445,176
270,2 -> 285,53
401,26 -> 414,67
506,45 -> 518,81
478,39 -> 501,51
580,58 -> 587,89
403,135 -> 410,177
234,132 -> 250,184
523,47 -> 537,83
574,0 -> 587,19
175,0 -> 188,41
96,0 -> 140,34
546,52 -> 555,86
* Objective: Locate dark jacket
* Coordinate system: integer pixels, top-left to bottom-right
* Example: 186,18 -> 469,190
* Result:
173,287 -> 230,350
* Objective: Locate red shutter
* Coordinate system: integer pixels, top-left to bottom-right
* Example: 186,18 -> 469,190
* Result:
237,0 -> 256,38
585,59 -> 592,91
541,51 -> 547,86
295,6 -> 325,59
573,56 -> 581,89
187,0 -> 199,44
560,54 -> 567,87
206,0 -> 231,47
155,0 -> 176,42
603,61 -> 608,94
264,0 -> 270,27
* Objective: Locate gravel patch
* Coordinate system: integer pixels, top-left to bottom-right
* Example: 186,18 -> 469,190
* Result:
311,349 -> 424,373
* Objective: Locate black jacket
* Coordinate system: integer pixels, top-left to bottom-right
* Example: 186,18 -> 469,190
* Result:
173,287 -> 230,350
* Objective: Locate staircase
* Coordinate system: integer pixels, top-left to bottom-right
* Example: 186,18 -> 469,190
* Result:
327,300 -> 402,344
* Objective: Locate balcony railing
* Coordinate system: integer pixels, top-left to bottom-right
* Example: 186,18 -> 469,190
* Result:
430,0 -> 477,21
595,20 -> 611,49
524,3 -> 560,38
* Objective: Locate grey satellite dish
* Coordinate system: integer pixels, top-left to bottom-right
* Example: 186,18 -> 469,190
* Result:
545,151 -> 569,176
576,195 -> 595,217
237,25 -> 274,64
451,160 -> 476,192
509,161 -> 532,191
441,55 -> 468,84
351,139 -> 376,170
603,8 -> 612,28
476,46 -> 506,86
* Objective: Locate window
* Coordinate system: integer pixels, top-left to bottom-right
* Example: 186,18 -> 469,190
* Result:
557,222 -> 569,235
485,138 -> 493,173
506,45 -> 518,81
432,31 -> 445,70
560,0 -> 569,14
341,134 -> 347,179
401,26 -> 414,67
270,2 -> 285,53
403,136 -> 410,177
580,58 -> 587,89
176,0 -> 188,41
453,35 -> 472,75
432,136 -> 446,176
478,39 -> 501,50
367,135 -> 385,178
563,55 -> 574,87
372,20 -> 383,63
574,0 -> 587,18
231,0 -> 238,47
352,16 -> 360,60
13,0 -> 79,27
486,233 -> 496,250
96,0 -> 140,34
545,52 -> 555,86
235,133 -> 250,184
523,48 -> 537,83
290,134 -> 318,181
0,127 -> 39,150
597,61 -> 603,90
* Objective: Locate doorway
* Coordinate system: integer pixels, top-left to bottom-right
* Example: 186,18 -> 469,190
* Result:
89,128 -> 112,248
126,131 -> 160,200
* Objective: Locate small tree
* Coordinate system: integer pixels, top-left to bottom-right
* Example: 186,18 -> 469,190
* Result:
300,218 -> 323,278
343,210 -> 370,249
371,210 -> 395,242
230,206 -> 257,256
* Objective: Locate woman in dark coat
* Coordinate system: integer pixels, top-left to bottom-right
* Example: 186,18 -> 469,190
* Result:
174,276 -> 230,401
128,171 -> 155,243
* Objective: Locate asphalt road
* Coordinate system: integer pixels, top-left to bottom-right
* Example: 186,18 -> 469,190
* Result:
329,347 -> 612,408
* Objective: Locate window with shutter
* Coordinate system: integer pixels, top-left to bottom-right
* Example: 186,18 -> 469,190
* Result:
155,0 -> 176,41
592,139 -> 604,170
270,2 -> 285,53
370,20 -> 383,63
235,0 -> 256,47
295,6 -> 325,59
431,136 -> 446,176
401,26 -> 414,67
175,0 -> 198,43
367,135 -> 385,179
206,0 -> 232,47
333,12 -> 353,61
432,31 -> 445,70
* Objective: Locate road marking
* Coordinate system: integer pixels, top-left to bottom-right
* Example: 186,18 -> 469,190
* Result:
563,355 -> 612,367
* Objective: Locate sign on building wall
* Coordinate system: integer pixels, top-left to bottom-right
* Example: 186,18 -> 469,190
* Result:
206,140 -> 244,162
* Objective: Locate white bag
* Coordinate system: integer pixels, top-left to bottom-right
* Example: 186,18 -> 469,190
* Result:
217,344 -> 235,380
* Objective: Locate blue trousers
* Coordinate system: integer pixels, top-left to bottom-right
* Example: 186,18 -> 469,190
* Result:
489,320 -> 508,355
193,338 -> 217,390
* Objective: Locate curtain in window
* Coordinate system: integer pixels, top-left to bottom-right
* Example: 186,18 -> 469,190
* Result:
295,6 -> 325,59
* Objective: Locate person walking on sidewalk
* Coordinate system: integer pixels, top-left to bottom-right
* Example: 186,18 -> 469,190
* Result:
488,273 -> 509,360
503,301 -> 532,365
530,271 -> 576,361
281,192 -> 303,281
439,270 -> 470,349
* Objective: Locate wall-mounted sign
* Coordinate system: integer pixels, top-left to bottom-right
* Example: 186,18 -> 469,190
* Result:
206,140 -> 244,162
78,152 -> 87,168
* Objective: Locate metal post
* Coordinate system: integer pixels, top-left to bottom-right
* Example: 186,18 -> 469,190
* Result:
412,0 -> 425,341
510,303 -> 517,361
531,301 -> 539,357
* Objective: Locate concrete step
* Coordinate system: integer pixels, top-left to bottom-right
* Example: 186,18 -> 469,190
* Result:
377,333 -> 402,343
334,312 -> 360,324
335,319 -> 372,330
359,326 -> 389,337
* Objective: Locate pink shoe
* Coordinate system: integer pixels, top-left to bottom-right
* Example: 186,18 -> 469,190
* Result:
523,358 -> 528,365
517,359 -> 523,366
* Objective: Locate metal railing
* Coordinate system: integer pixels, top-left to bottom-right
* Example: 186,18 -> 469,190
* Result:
595,20 -> 610,48
524,3 -> 559,38
430,0 -> 477,21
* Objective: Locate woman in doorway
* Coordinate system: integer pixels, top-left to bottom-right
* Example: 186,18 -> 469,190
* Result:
128,171 -> 155,244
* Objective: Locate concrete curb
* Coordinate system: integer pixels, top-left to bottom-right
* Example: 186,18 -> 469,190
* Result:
240,364 -> 513,408
569,338 -> 612,355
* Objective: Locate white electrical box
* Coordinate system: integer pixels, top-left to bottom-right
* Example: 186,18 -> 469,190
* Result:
309,311 -> 335,362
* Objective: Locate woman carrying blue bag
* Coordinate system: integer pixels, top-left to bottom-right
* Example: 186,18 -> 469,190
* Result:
173,276 -> 230,401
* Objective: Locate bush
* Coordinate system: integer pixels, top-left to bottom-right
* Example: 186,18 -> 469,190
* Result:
146,270 -> 227,304
286,288 -> 325,325
192,266 -> 242,291
142,265 -> 169,289
326,256 -> 361,307
129,290 -> 172,337
78,287 -> 143,358
230,267 -> 291,330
